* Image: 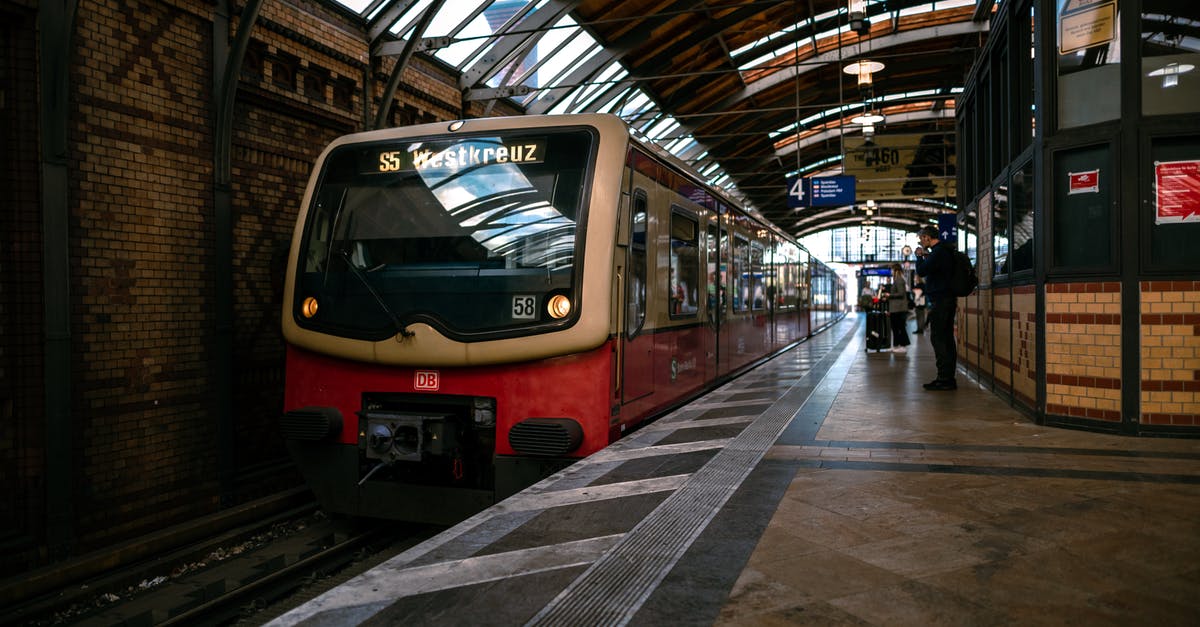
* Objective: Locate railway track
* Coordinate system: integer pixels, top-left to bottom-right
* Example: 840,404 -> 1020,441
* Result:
9,507 -> 439,626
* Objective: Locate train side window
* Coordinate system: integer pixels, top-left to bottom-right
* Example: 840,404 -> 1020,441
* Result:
733,236 -> 749,312
626,190 -> 648,337
706,222 -> 722,317
668,209 -> 699,318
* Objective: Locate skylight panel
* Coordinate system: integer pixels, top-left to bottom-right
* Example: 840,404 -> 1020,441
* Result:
622,92 -> 654,119
665,137 -> 695,154
388,0 -> 434,39
338,0 -> 375,15
571,71 -> 629,112
771,86 -> 961,141
591,86 -> 634,114
899,0 -> 976,19
510,15 -> 577,88
738,1 -> 977,75
531,31 -> 598,88
429,3 -> 504,68
769,122 -> 798,139
554,62 -> 624,112
632,112 -> 661,135
733,6 -> 843,72
645,116 -> 679,140
787,154 -> 843,178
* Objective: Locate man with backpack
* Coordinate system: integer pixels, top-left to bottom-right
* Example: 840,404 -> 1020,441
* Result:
914,225 -> 958,390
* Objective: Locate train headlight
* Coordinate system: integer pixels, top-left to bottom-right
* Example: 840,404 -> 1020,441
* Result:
367,423 -> 393,454
547,294 -> 572,319
301,296 -> 319,318
393,423 -> 420,457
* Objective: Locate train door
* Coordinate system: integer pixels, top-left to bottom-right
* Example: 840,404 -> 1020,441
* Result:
621,189 -> 654,403
722,232 -> 747,375
748,239 -> 770,356
662,208 -> 704,393
705,218 -> 721,382
798,252 -> 812,339
765,237 -> 777,347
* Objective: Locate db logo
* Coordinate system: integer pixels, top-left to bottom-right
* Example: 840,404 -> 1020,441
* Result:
414,370 -> 440,391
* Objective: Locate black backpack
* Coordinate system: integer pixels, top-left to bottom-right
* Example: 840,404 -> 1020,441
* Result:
950,249 -> 978,297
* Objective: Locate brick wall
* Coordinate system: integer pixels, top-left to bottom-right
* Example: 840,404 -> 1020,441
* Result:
1140,281 -> 1200,427
958,292 -> 982,371
226,0 -> 365,483
960,285 -> 1035,414
0,0 -> 44,562
1012,285 -> 1036,410
70,0 -> 223,549
1045,282 -> 1122,422
992,288 -> 1014,394
1,0 -> 516,574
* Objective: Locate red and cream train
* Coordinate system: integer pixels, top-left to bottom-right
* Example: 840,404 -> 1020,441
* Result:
280,113 -> 844,522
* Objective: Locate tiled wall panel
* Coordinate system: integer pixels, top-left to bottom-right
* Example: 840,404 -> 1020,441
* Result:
1045,282 -> 1122,422
992,288 -> 1013,393
1012,286 -> 1037,411
1140,281 -> 1200,427
959,292 -> 983,370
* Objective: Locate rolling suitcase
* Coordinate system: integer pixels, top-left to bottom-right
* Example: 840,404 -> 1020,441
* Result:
865,307 -> 891,352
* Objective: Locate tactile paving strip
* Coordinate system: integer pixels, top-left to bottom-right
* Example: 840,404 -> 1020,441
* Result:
527,324 -> 860,626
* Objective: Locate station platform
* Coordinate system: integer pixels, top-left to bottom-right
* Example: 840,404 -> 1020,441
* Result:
268,315 -> 1200,626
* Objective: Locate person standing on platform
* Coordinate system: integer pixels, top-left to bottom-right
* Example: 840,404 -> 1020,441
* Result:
884,263 -> 910,353
914,225 -> 957,390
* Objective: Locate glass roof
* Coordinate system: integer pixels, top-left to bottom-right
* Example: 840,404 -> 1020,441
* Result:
326,0 -> 974,217
732,0 -> 975,74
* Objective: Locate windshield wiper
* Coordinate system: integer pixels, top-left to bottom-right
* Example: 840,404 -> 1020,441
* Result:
339,248 -> 414,338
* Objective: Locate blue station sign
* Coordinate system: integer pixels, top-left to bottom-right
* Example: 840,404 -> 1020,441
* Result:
786,174 -> 857,208
937,213 -> 958,245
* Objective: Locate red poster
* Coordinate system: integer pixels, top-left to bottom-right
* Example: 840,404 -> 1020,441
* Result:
1067,169 -> 1099,194
1155,160 -> 1200,224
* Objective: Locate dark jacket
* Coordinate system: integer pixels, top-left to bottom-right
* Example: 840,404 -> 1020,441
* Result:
915,241 -> 953,299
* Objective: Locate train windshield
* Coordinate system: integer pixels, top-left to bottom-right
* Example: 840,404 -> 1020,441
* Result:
295,128 -> 594,341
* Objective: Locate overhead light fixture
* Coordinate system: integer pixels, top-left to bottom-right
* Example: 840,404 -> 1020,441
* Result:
848,0 -> 869,35
851,113 -> 884,125
844,60 -> 885,87
1148,62 -> 1195,88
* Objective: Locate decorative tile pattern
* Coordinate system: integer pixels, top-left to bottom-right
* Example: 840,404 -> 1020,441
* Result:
1141,281 -> 1200,426
1045,282 -> 1122,422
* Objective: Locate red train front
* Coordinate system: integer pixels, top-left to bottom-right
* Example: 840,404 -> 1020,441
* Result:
280,113 -> 840,522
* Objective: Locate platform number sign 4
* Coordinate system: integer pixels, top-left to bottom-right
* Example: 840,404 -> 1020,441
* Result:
512,295 -> 537,320
789,177 -> 805,203
785,175 -> 809,209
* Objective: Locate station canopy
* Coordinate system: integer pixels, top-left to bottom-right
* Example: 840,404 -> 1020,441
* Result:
330,0 -> 993,238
